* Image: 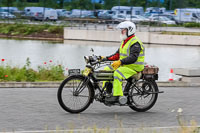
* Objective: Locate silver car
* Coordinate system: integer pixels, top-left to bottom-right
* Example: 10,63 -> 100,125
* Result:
0,12 -> 16,19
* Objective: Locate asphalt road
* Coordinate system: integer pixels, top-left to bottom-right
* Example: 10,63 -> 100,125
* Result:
0,87 -> 200,132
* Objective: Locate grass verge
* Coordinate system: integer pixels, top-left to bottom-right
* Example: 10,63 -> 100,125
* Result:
0,23 -> 64,39
161,31 -> 200,36
0,58 -> 66,82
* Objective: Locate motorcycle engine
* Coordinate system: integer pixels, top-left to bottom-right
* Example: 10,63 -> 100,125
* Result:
119,96 -> 128,105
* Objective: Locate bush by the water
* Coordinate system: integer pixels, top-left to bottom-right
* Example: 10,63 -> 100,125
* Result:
0,23 -> 64,36
183,22 -> 200,28
0,58 -> 66,82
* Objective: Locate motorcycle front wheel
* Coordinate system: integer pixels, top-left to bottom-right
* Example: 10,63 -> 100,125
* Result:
57,75 -> 94,113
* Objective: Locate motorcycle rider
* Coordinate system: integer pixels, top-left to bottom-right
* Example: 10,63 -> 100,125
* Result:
102,21 -> 145,102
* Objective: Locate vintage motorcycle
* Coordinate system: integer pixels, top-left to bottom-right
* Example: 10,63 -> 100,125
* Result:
57,54 -> 163,113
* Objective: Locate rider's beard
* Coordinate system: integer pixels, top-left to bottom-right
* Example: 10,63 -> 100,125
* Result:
120,33 -> 127,41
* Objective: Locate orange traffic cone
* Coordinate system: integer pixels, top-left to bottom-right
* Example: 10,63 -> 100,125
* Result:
169,68 -> 174,81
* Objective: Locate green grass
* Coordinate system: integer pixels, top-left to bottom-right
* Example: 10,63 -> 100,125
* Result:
161,31 -> 200,36
183,22 -> 200,28
139,22 -> 200,28
0,58 -> 66,82
43,113 -> 200,133
0,23 -> 64,36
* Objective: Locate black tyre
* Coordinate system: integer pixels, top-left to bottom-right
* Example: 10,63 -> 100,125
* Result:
57,75 -> 94,113
128,80 -> 158,112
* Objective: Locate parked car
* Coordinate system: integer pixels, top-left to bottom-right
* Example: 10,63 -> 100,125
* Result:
112,14 -> 126,21
80,14 -> 96,18
56,9 -> 71,17
0,12 -> 16,19
137,15 -> 150,21
29,9 -> 58,21
56,9 -> 66,16
44,9 -> 58,21
70,9 -> 94,18
98,10 -> 114,19
125,15 -> 149,23
147,13 -> 161,19
0,7 -> 19,13
151,16 -> 176,25
24,7 -> 52,16
149,14 -> 177,23
30,12 -> 43,21
111,6 -> 144,16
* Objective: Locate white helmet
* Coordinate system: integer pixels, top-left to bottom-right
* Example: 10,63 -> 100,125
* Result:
116,21 -> 136,36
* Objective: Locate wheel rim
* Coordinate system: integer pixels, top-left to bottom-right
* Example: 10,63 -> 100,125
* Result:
130,81 -> 156,109
61,78 -> 90,111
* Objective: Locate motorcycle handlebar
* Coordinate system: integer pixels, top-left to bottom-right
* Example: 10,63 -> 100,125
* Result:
90,60 -> 100,66
84,55 -> 111,66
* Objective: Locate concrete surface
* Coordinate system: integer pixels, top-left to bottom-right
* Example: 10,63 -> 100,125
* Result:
66,25 -> 200,33
0,87 -> 200,132
0,126 -> 199,133
0,81 -> 199,88
173,68 -> 200,83
64,29 -> 200,46
182,77 -> 200,83
173,68 -> 200,76
0,82 -> 62,88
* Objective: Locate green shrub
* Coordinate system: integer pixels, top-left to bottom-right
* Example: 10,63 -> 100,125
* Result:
38,65 -> 65,81
48,26 -> 63,34
0,58 -> 66,82
161,31 -> 200,36
184,22 -> 200,28
0,23 -> 63,36
25,68 -> 37,82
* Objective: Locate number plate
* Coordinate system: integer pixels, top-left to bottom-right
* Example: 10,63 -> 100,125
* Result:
83,67 -> 91,76
68,69 -> 80,76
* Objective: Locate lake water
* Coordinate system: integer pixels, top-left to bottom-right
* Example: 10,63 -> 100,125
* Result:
0,38 -> 200,81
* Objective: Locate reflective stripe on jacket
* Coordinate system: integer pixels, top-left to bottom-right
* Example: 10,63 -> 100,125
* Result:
119,36 -> 145,72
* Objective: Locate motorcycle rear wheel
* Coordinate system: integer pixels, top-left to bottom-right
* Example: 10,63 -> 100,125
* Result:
128,80 -> 158,112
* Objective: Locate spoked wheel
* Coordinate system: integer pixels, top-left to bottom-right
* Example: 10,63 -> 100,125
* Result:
128,79 -> 158,112
57,75 -> 94,113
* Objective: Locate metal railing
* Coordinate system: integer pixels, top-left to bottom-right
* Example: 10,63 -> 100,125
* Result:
0,17 -> 199,33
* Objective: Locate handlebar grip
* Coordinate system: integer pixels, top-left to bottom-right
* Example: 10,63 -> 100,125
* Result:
91,60 -> 100,66
101,58 -> 108,62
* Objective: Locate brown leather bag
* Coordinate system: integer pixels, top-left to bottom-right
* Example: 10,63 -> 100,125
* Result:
142,65 -> 159,74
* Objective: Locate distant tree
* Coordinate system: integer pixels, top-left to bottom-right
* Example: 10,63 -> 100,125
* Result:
129,0 -> 146,7
16,0 -> 26,9
36,0 -> 58,8
163,0 -> 179,10
103,0 -> 118,9
120,0 -> 129,6
1,0 -> 15,7
59,0 -> 64,8
187,0 -> 200,8
66,0 -> 92,10
146,0 -> 164,7
94,3 -> 102,9
177,0 -> 187,8
79,0 -> 92,10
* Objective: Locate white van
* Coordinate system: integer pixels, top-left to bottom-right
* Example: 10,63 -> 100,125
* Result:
24,7 -> 52,16
44,9 -> 58,21
146,7 -> 166,14
70,9 -> 93,18
111,6 -> 144,16
174,8 -> 200,23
